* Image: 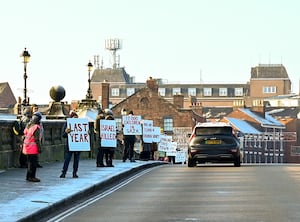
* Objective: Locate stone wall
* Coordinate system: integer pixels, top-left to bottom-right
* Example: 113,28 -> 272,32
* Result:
0,120 -> 124,170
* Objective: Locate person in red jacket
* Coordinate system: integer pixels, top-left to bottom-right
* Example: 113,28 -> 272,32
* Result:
23,113 -> 43,182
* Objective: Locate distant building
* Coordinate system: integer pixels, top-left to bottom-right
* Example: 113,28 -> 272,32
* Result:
0,82 -> 17,110
90,64 -> 293,110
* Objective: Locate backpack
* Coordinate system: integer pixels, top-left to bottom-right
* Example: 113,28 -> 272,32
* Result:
13,120 -> 26,136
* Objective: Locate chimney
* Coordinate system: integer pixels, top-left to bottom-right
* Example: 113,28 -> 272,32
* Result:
146,77 -> 158,93
251,99 -> 267,117
173,94 -> 184,108
100,81 -> 110,109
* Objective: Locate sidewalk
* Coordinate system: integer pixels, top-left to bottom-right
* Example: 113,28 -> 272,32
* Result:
0,159 -> 165,222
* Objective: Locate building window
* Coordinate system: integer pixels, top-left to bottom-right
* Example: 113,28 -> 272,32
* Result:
203,88 -> 212,96
235,87 -> 243,96
158,88 -> 165,96
188,88 -> 196,96
172,88 -> 181,95
111,88 -> 119,96
163,117 -> 173,132
219,88 -> 227,96
127,88 -> 135,96
263,86 -> 276,94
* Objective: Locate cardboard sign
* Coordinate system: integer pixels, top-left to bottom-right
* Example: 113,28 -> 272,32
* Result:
67,118 -> 90,151
122,115 -> 142,135
100,119 -> 117,147
152,127 -> 161,143
142,120 -> 153,143
158,134 -> 172,152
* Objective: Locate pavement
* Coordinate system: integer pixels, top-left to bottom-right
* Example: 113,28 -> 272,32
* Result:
0,159 -> 166,222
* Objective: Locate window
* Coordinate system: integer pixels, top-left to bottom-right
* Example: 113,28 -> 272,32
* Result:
219,88 -> 227,96
235,88 -> 243,96
172,88 -> 181,95
188,88 -> 196,96
111,88 -> 119,96
163,117 -> 173,132
158,88 -> 165,96
263,86 -> 276,94
127,88 -> 135,96
203,88 -> 212,96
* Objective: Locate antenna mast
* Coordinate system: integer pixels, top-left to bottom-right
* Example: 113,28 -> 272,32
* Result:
105,38 -> 122,69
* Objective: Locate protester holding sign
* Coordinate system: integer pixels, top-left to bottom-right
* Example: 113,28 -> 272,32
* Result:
94,110 -> 106,167
60,110 -> 82,178
101,114 -> 116,167
122,110 -> 139,162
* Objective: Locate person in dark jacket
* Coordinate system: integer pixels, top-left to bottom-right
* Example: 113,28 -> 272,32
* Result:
94,109 -> 106,167
103,114 -> 115,167
122,110 -> 136,162
59,110 -> 80,178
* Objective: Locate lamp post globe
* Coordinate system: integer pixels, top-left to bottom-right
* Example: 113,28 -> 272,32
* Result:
86,61 -> 93,100
21,48 -> 31,106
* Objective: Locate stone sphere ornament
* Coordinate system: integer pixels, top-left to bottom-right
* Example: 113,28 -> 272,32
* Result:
49,85 -> 66,102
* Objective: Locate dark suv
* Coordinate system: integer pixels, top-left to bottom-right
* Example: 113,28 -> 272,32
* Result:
187,122 -> 242,167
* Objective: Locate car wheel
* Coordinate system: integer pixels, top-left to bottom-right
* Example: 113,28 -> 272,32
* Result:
188,158 -> 196,167
234,157 -> 241,167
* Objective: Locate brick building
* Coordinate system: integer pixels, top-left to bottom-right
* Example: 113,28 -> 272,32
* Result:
110,77 -> 205,134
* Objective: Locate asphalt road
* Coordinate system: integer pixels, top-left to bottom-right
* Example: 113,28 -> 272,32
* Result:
50,164 -> 300,222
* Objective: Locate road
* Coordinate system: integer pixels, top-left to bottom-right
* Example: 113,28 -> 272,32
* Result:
47,164 -> 300,222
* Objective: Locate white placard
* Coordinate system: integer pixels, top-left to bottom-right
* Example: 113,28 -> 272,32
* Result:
143,120 -> 153,143
122,115 -> 142,135
100,119 -> 117,147
67,118 -> 90,151
152,127 -> 161,143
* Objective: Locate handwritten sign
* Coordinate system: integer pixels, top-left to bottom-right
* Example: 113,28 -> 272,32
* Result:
67,118 -> 90,151
158,134 -> 172,152
122,115 -> 142,135
152,127 -> 161,143
142,120 -> 153,143
175,150 -> 187,163
100,119 -> 117,147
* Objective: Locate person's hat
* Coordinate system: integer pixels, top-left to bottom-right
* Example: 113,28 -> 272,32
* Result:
69,110 -> 78,118
32,112 -> 42,124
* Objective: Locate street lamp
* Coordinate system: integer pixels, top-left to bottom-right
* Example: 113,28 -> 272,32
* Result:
21,48 -> 31,106
86,61 -> 93,100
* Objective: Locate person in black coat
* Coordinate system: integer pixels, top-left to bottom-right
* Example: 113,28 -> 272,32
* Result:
59,110 -> 80,178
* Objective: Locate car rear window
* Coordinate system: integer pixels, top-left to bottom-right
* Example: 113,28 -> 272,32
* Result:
195,126 -> 233,136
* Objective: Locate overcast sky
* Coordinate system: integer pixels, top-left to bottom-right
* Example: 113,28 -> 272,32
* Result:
0,0 -> 299,104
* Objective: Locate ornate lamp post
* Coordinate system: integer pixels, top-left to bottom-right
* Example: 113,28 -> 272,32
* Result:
86,61 -> 93,100
21,48 -> 31,106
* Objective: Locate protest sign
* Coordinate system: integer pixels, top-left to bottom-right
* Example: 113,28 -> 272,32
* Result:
67,118 -> 90,151
122,115 -> 142,135
142,120 -> 153,143
100,119 -> 117,147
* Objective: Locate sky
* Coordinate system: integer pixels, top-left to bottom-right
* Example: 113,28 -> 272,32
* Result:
0,0 -> 299,104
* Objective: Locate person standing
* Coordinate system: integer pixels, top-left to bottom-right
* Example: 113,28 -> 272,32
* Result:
32,105 -> 43,168
122,110 -> 136,162
22,113 -> 43,182
13,107 -> 31,168
94,110 -> 106,167
60,110 -> 80,178
103,114 -> 115,167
